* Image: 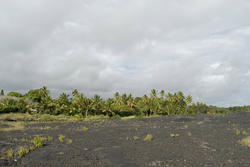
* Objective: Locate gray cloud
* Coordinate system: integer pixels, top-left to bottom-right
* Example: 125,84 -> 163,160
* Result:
0,0 -> 250,106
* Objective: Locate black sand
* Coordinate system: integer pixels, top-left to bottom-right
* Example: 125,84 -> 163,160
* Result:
1,113 -> 250,167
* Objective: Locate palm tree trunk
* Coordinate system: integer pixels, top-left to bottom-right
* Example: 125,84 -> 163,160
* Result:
85,109 -> 88,118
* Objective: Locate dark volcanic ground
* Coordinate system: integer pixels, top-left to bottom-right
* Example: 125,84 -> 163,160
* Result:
0,113 -> 250,167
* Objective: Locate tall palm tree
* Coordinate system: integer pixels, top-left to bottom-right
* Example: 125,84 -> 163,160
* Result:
150,89 -> 157,99
160,90 -> 165,99
72,89 -> 79,97
0,89 -> 4,96
186,95 -> 192,105
40,86 -> 49,98
92,94 -> 102,115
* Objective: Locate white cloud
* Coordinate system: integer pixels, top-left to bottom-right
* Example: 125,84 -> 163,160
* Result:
0,0 -> 250,106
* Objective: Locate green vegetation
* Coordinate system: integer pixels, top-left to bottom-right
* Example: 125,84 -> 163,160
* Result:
240,136 -> 250,147
133,136 -> 139,140
236,129 -> 241,136
242,130 -> 247,135
18,147 -> 29,157
7,148 -> 14,159
48,136 -> 53,141
41,126 -> 52,130
170,134 -> 180,138
0,121 -> 25,131
32,136 -> 46,148
58,135 -> 65,143
1,87 -> 250,118
67,139 -> 73,144
0,89 -> 4,96
144,134 -> 153,141
29,146 -> 35,151
81,126 -> 88,131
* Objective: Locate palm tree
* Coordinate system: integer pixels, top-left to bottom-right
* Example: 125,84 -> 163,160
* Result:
102,98 -> 115,117
0,89 -> 4,96
72,89 -> 79,97
160,90 -> 165,99
92,94 -> 102,115
40,86 -> 49,98
186,95 -> 192,105
150,89 -> 157,99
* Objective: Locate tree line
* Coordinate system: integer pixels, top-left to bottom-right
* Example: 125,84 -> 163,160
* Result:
0,87 -> 249,117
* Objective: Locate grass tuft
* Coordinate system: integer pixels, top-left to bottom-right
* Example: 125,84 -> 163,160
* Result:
47,136 -> 53,141
236,129 -> 241,136
133,136 -> 139,140
18,147 -> 29,157
240,136 -> 250,147
7,148 -> 14,159
41,126 -> 52,130
32,136 -> 45,148
58,135 -> 65,143
121,116 -> 136,121
242,130 -> 247,135
82,127 -> 88,131
67,139 -> 73,144
170,134 -> 180,138
144,134 -> 153,141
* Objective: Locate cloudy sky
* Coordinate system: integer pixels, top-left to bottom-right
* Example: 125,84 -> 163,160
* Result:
1,0 -> 250,106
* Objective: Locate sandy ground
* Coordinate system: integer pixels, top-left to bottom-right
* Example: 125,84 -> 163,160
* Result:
0,113 -> 250,167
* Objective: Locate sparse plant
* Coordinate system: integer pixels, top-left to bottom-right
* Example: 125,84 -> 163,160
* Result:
7,148 -> 14,159
18,147 -> 29,157
82,126 -> 88,131
125,137 -> 130,141
144,134 -> 153,141
240,136 -> 250,147
41,126 -> 52,130
29,146 -> 35,151
170,134 -> 179,138
58,135 -> 65,143
187,132 -> 192,136
67,139 -> 72,144
48,136 -> 53,141
133,136 -> 139,140
32,136 -> 45,148
236,129 -> 241,135
184,125 -> 188,129
242,130 -> 247,135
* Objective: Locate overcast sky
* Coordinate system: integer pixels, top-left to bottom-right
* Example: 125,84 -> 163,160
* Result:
1,0 -> 250,106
